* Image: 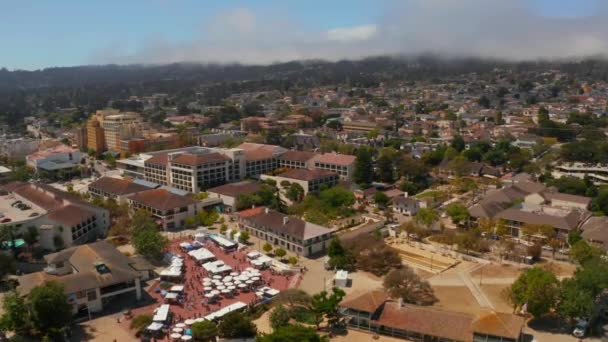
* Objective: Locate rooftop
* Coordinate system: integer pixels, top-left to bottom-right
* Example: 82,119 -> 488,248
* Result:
127,188 -> 196,211
88,176 -> 153,196
313,153 -> 356,166
237,206 -> 333,240
207,181 -> 262,198
274,168 -> 337,181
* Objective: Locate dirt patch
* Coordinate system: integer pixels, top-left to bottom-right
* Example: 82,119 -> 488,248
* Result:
539,261 -> 576,278
470,263 -> 522,279
431,286 -> 482,316
331,329 -> 406,342
480,284 -> 513,314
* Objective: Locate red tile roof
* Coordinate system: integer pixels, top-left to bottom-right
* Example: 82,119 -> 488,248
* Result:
207,181 -> 262,198
88,177 -> 151,196
127,189 -> 196,211
275,168 -> 337,181
278,150 -> 318,162
47,204 -> 95,227
314,153 -> 356,166
471,312 -> 525,340
170,152 -> 229,166
340,290 -> 389,313
145,153 -> 168,166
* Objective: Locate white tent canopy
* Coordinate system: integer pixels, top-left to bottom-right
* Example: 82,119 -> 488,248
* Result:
188,248 -> 215,262
146,322 -> 164,331
204,301 -> 247,321
153,304 -> 171,322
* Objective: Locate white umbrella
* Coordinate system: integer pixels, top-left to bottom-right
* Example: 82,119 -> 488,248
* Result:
223,276 -> 232,282
230,272 -> 239,276
213,275 -> 221,279
211,290 -> 220,295
185,319 -> 195,325
238,284 -> 247,288
205,293 -> 215,298
203,277 -> 211,282
234,280 -> 242,285
228,285 -> 236,290
170,333 -> 182,340
181,336 -> 193,341
217,285 -> 226,290
172,327 -> 183,333
176,323 -> 186,328
245,280 -> 253,285
251,277 -> 260,281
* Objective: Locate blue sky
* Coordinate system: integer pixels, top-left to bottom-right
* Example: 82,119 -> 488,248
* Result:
0,0 -> 604,70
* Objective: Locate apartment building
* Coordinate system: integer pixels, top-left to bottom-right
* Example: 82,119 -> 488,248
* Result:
0,182 -> 110,250
17,241 -> 143,315
86,116 -> 105,154
277,150 -> 317,169
237,206 -> 334,256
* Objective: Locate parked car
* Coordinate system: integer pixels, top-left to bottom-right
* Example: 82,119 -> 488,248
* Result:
573,319 -> 589,338
0,218 -> 11,223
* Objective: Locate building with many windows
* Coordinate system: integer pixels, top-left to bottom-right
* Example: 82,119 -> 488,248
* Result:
17,241 -> 144,316
0,182 -> 110,250
237,143 -> 286,178
126,188 -> 198,230
237,206 -> 334,256
312,153 -> 356,180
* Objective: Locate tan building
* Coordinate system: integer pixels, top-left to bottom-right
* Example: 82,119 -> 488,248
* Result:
100,112 -> 143,152
86,117 -> 105,154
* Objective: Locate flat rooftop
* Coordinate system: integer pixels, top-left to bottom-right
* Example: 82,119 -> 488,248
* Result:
0,194 -> 47,223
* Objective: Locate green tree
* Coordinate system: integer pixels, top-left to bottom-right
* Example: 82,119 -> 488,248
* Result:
130,314 -> 153,334
521,223 -> 554,240
263,242 -> 273,254
0,291 -> 30,335
217,312 -> 257,339
286,183 -> 305,203
220,224 -> 228,234
0,254 -> 16,280
509,267 -> 559,318
288,256 -> 298,265
415,208 -> 438,228
132,226 -> 168,260
451,135 -> 465,152
29,282 -> 72,339
353,147 -> 373,186
275,248 -> 286,259
446,202 -> 470,226
191,320 -> 218,342
570,240 -> 601,265
310,288 -> 346,329
269,304 -> 290,330
257,324 -> 328,342
557,278 -> 594,322
383,266 -> 436,305
327,237 -> 355,271
376,154 -> 394,183
373,192 -> 391,208
238,231 -> 250,244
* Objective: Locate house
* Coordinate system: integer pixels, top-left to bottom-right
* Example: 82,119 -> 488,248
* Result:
17,241 -> 143,315
237,207 -> 334,256
0,182 -> 110,250
469,182 -> 591,238
88,176 -> 156,202
261,169 -> 339,196
126,188 -> 198,230
207,181 -> 262,212
339,290 -> 525,342
392,197 -> 420,216
580,216 -> 608,251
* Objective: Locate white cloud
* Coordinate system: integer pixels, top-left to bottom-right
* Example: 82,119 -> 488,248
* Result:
326,25 -> 377,42
93,1 -> 608,65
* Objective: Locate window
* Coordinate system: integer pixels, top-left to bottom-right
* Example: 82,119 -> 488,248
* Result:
76,290 -> 86,299
87,290 -> 97,301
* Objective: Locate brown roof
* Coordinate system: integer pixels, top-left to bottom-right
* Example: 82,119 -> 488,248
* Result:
376,303 -> 473,342
275,168 -> 337,181
543,191 -> 591,206
581,216 -> 608,249
47,205 -> 95,227
237,207 -> 333,240
145,153 -> 168,166
238,143 -> 284,161
88,177 -> 152,196
313,153 -> 356,166
495,208 -> 583,231
278,150 -> 318,162
2,182 -> 64,211
19,241 -> 141,296
207,181 -> 262,198
171,152 -> 229,166
340,290 -> 389,313
471,312 -> 525,340
127,188 -> 196,211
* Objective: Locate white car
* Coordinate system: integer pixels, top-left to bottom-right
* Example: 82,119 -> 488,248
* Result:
573,319 -> 589,338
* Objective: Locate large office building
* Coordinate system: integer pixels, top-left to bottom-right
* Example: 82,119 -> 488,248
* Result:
86,116 -> 105,154
100,111 -> 143,152
117,143 -> 357,193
